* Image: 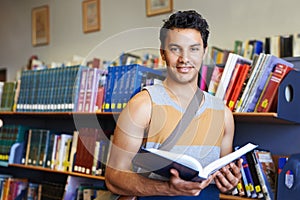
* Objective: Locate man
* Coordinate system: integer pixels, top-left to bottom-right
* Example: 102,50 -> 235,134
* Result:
105,10 -> 242,199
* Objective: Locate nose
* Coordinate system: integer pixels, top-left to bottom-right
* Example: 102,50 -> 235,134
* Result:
178,51 -> 189,64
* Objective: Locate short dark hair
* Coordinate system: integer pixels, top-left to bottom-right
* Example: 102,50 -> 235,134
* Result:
159,10 -> 210,49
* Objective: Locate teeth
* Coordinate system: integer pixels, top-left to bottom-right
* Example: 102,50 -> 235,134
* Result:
178,67 -> 190,73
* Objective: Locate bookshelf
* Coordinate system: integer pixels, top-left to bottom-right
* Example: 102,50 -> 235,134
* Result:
0,112 -> 118,199
0,111 -> 297,199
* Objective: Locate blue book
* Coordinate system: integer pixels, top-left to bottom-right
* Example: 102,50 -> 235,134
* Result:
241,154 -> 258,198
103,66 -> 116,112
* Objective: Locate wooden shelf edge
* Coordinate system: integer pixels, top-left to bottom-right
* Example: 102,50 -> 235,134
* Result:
8,164 -> 105,181
220,193 -> 256,200
233,112 -> 296,124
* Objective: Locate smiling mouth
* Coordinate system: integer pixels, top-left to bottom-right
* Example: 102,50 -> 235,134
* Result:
176,66 -> 194,73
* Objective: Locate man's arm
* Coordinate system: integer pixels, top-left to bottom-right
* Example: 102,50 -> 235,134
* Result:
105,90 -> 213,197
214,106 -> 243,193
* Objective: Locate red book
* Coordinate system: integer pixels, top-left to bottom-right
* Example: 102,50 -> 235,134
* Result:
255,64 -> 293,112
223,63 -> 244,105
74,128 -> 98,175
227,64 -> 251,111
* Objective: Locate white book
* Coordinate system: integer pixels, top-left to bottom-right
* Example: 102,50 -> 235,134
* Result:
133,143 -> 257,181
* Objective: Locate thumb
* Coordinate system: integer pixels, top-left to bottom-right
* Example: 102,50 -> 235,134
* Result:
170,169 -> 180,178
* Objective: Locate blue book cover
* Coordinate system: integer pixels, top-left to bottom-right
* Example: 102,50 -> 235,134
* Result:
69,65 -> 85,112
103,66 -> 116,112
241,154 -> 258,198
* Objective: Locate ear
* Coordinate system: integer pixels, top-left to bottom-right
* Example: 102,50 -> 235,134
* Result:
160,48 -> 166,61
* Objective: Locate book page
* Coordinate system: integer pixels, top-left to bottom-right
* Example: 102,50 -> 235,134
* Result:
203,143 -> 257,177
146,148 -> 203,173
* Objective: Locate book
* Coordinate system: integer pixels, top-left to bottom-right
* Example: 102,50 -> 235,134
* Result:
69,130 -> 79,172
76,68 -> 89,112
251,150 -> 275,200
240,153 -> 257,198
235,53 -> 267,112
103,64 -> 165,112
0,81 -> 17,111
280,34 -> 293,58
223,63 -> 244,105
74,128 -> 99,175
227,64 -> 251,111
255,63 -> 294,112
132,143 -> 257,181
207,65 -> 224,96
254,150 -> 276,194
0,125 -> 28,165
234,146 -> 251,197
293,33 -> 300,57
214,53 -> 251,99
244,54 -> 294,112
245,151 -> 264,198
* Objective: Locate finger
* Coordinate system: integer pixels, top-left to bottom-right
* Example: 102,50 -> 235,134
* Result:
228,162 -> 242,180
170,168 -> 180,178
216,169 -> 238,192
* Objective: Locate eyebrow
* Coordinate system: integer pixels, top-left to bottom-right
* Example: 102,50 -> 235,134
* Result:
168,43 -> 202,48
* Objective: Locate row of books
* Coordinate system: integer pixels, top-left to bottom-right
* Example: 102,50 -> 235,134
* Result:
103,64 -> 165,112
232,148 -> 291,200
210,32 -> 300,67
4,126 -> 112,177
0,174 -> 65,200
63,176 -> 114,200
0,125 -> 29,166
233,33 -> 300,59
199,52 -> 295,112
231,149 -> 274,199
5,64 -> 164,113
16,65 -> 85,112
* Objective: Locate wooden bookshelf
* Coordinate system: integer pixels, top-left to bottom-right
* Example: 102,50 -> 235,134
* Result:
8,163 -> 105,181
0,111 -> 294,199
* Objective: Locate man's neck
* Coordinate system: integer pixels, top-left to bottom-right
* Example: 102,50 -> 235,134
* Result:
163,79 -> 199,108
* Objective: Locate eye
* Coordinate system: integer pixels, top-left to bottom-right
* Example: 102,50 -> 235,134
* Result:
169,46 -> 181,53
190,47 -> 200,52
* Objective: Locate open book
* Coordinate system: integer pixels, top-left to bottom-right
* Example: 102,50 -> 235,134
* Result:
132,143 -> 257,181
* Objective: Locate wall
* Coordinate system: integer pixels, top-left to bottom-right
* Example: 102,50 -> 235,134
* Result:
1,0 -> 300,81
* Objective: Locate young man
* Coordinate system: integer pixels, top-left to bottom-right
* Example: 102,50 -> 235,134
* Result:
105,10 -> 242,199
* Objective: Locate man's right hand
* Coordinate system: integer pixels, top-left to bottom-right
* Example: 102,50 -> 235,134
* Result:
168,169 -> 214,196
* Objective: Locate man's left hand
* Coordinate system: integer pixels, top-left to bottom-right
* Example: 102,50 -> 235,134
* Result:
214,158 -> 243,194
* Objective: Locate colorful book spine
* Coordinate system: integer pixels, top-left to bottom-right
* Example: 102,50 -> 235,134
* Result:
103,64 -> 164,112
223,63 -> 244,105
241,154 -> 258,198
228,64 -> 251,111
245,55 -> 294,112
207,65 -> 224,96
245,152 -> 264,198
